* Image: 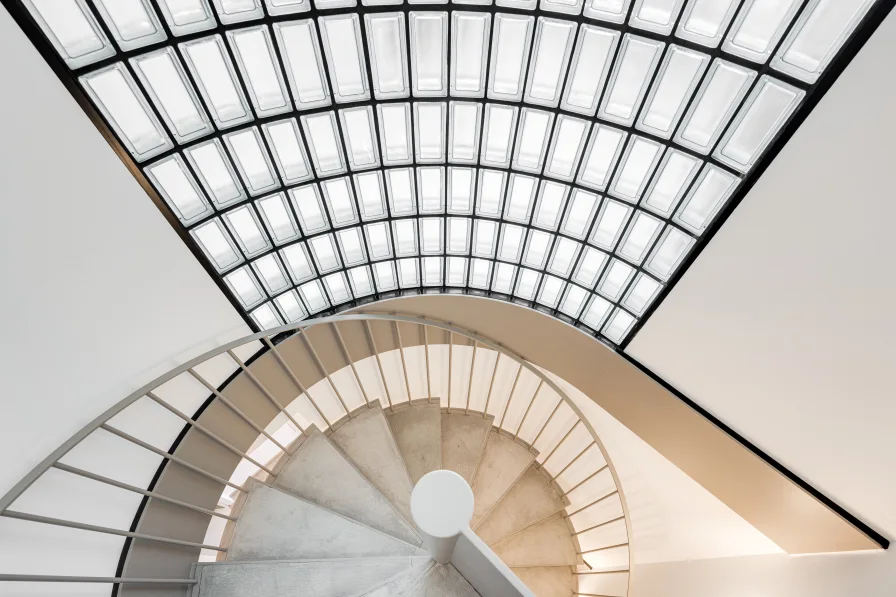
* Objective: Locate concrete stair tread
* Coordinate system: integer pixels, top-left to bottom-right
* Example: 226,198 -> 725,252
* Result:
228,483 -> 425,561
403,563 -> 482,597
330,405 -> 415,524
388,402 -> 442,485
192,556 -> 431,597
475,464 -> 568,545
470,431 -> 537,529
274,427 -> 420,545
511,566 -> 576,597
491,512 -> 579,567
441,412 -> 492,485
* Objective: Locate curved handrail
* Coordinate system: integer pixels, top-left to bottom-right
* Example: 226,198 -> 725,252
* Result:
0,312 -> 633,593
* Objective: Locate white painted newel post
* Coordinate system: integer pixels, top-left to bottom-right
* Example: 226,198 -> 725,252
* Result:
410,470 -> 475,563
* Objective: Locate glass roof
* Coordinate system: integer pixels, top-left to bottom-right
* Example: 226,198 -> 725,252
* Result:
14,0 -> 884,345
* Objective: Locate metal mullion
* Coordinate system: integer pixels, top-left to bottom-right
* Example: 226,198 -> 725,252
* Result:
0,510 -> 227,552
562,463 -> 609,496
464,341 -> 477,414
297,330 -> 353,417
565,489 -> 620,518
332,322 -> 373,405
541,418 -> 581,466
498,362 -> 523,428
514,379 -> 543,439
531,395 -> 563,446
572,514 -> 626,536
227,347 -> 315,427
0,574 -> 197,584
101,424 -> 248,491
52,462 -> 236,521
394,321 -> 414,403
146,391 -> 276,475
423,325 -> 433,398
364,319 -> 394,409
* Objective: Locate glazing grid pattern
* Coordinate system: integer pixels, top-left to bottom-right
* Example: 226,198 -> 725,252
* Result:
19,0 -> 879,344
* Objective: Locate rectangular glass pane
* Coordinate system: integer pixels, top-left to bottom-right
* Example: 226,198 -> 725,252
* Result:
618,211 -> 662,263
623,272 -> 662,314
641,150 -> 701,216
715,76 -> 805,173
192,218 -> 242,271
513,109 -> 554,173
280,243 -> 315,283
562,25 -> 620,115
674,164 -> 737,233
598,258 -> 635,300
584,0 -> 633,23
646,226 -> 694,279
449,102 -> 482,164
80,64 -> 172,161
772,0 -> 874,84
676,0 -> 740,47
25,0 -> 115,68
158,0 -> 215,36
263,119 -> 312,184
537,276 -> 564,309
415,103 -> 447,163
228,26 -> 290,116
274,20 -> 330,110
309,234 -> 342,273
582,294 -> 613,329
629,0 -> 686,35
477,170 -> 507,216
146,155 -> 211,225
488,14 -> 535,101
448,168 -> 476,214
299,280 -> 330,313
393,220 -> 419,256
256,191 -> 300,244
340,106 -> 380,170
410,11 -> 448,96
130,47 -> 212,144
321,177 -> 359,226
492,262 -> 517,294
366,13 -> 409,99
675,59 -> 757,155
223,204 -> 271,257
319,14 -> 369,103
533,181 -> 569,230
637,45 -> 710,139
253,252 -> 290,294
224,128 -> 279,195
515,269 -> 541,300
561,189 -> 599,239
180,35 -> 251,128
723,0 -> 802,63
398,258 -> 420,287
365,221 -> 393,260
545,116 -> 589,180
274,290 -> 307,323
577,125 -> 627,191
324,272 -> 353,304
378,104 -> 413,166
301,112 -> 346,176
469,258 -> 492,288
348,266 -> 375,297
590,199 -> 632,249
598,35 -> 664,127
290,184 -> 329,234
417,167 -> 445,213
446,257 -> 468,286
559,284 -> 588,318
252,302 -> 284,330
94,0 -> 165,50
420,218 -> 444,254
498,224 -> 526,262
603,309 -> 636,343
387,169 -> 417,215
574,247 -> 609,288
447,218 -> 471,254
373,261 -> 398,291
186,139 -> 246,207
522,230 -> 552,268
505,174 -> 537,222
481,104 -> 519,167
525,18 -> 576,107
610,136 -> 663,202
336,227 -> 366,265
452,12 -> 491,97
548,237 -> 581,277
355,171 -> 387,220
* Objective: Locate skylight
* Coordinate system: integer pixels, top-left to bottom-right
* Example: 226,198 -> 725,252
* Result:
13,0 -> 885,345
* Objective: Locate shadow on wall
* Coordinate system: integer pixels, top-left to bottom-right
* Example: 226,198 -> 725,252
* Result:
631,548 -> 896,597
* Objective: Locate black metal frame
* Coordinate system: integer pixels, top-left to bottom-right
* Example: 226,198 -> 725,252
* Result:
10,0 -> 890,345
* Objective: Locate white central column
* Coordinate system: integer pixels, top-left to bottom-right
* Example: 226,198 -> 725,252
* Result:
410,470 -> 475,563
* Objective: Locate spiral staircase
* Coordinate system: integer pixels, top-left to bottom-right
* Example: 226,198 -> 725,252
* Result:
0,314 -> 631,597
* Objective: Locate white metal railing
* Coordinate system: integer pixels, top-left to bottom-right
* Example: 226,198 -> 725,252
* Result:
0,313 -> 633,593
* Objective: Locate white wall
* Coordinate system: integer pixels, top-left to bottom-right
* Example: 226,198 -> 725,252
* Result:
626,6 -> 896,547
0,5 -> 249,501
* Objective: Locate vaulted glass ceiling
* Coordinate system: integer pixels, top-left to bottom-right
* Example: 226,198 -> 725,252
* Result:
14,0 -> 883,345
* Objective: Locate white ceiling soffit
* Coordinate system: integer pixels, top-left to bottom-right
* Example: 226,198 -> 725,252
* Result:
6,0 -> 891,348
626,6 -> 896,543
